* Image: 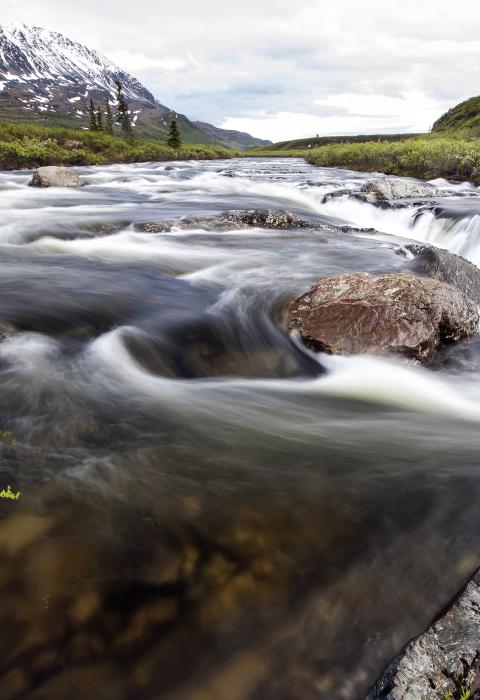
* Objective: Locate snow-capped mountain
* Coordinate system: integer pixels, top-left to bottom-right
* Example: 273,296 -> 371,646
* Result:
0,22 -> 270,148
0,22 -> 154,103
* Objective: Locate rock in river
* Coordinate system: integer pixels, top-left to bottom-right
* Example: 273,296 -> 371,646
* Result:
366,569 -> 480,700
360,178 -> 437,201
408,246 -> 480,304
0,322 -> 15,342
29,166 -> 85,188
218,209 -> 322,229
288,272 -> 478,364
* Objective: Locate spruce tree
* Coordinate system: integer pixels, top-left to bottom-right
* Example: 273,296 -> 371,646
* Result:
167,119 -> 182,149
88,98 -> 98,131
96,106 -> 104,131
105,97 -> 114,135
115,80 -> 133,143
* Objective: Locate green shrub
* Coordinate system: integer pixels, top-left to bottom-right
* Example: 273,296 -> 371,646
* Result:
304,137 -> 480,181
249,136 -> 480,182
0,120 -> 232,169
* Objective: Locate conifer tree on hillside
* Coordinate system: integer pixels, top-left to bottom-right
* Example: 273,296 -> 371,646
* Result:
115,81 -> 133,143
167,119 -> 182,149
88,98 -> 98,132
105,98 -> 114,135
96,106 -> 104,131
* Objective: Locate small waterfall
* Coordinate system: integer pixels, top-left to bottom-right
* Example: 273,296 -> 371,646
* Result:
320,193 -> 480,263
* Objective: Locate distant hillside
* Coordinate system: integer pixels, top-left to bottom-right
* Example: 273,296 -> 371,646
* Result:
432,96 -> 480,135
193,121 -> 271,150
0,22 -> 262,149
248,132 -> 423,153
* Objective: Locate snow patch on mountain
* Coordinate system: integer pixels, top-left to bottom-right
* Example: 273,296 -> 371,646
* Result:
0,22 -> 155,104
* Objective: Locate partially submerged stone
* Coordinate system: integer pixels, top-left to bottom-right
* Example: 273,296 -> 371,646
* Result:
29,166 -> 86,188
218,209 -> 321,229
134,221 -> 173,233
135,210 -> 338,234
360,178 -> 437,201
0,322 -> 15,342
366,569 -> 480,699
288,272 -> 478,364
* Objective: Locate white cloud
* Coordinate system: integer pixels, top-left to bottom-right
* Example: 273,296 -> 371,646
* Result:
106,50 -> 186,72
222,92 -> 453,141
4,0 -> 480,140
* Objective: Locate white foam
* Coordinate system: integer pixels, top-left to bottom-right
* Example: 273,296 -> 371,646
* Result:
27,229 -> 235,267
87,328 -> 480,423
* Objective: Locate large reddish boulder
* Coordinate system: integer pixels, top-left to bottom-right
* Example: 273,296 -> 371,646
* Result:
288,272 -> 478,364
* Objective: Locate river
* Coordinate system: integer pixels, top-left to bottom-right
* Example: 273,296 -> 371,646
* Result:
0,157 -> 480,700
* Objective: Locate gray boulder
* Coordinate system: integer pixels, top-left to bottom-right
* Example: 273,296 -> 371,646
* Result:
409,246 -> 480,304
29,166 -> 85,188
288,272 -> 478,365
360,178 -> 437,201
366,569 -> 480,699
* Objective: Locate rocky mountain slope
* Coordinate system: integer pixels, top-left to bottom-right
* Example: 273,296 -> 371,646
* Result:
193,121 -> 271,150
0,22 -> 269,148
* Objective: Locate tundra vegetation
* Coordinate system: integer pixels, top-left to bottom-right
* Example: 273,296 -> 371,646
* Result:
246,97 -> 480,181
0,120 -> 233,169
247,136 -> 480,182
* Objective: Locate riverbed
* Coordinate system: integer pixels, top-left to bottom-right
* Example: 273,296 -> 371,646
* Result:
0,157 -> 480,700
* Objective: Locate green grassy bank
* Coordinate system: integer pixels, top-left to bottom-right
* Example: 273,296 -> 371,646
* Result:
246,135 -> 480,182
0,121 -> 233,170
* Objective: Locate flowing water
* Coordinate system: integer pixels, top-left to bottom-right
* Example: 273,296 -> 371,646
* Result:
1,157 -> 480,700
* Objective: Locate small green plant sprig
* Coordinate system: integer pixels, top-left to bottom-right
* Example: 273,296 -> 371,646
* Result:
0,429 -> 16,448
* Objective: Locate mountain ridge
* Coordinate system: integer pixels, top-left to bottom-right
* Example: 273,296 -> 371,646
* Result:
193,121 -> 271,150
0,22 -> 270,149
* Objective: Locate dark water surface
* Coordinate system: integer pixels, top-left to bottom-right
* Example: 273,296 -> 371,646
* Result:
1,158 -> 480,699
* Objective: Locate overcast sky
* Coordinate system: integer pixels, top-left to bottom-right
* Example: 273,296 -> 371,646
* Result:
3,0 -> 480,141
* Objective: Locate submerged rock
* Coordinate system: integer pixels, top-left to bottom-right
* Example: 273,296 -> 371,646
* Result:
0,322 -> 15,342
135,210 -> 340,234
288,272 -> 478,364
321,188 -> 356,203
366,569 -> 480,700
401,243 -> 427,257
134,221 -> 173,233
360,179 -> 437,201
217,209 -> 325,230
409,246 -> 480,304
29,166 -> 86,188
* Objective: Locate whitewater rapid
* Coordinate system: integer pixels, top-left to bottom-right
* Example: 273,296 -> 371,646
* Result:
2,157 -> 480,700
1,158 -> 480,421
